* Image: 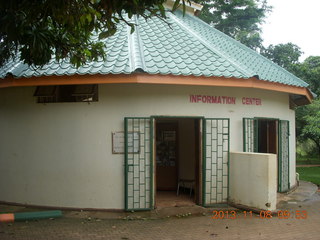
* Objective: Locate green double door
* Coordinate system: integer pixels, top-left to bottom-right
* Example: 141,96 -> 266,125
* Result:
124,117 -> 230,211
243,118 -> 290,192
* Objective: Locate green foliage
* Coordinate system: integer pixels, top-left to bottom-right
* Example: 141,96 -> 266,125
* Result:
296,157 -> 320,165
294,56 -> 320,160
0,0 -> 190,68
296,101 -> 319,160
194,0 -> 271,50
261,43 -> 303,71
297,139 -> 318,158
295,56 -> 320,96
296,99 -> 320,160
262,43 -> 320,160
301,99 -> 320,140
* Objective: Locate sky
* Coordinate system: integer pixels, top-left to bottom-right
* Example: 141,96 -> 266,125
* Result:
261,0 -> 320,61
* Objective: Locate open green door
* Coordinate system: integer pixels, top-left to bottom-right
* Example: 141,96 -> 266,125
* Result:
202,118 -> 230,206
243,118 -> 258,152
124,117 -> 153,211
243,118 -> 290,192
242,118 -> 255,152
278,120 -> 290,192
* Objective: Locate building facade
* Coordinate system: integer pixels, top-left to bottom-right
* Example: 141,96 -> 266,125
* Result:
0,3 -> 312,211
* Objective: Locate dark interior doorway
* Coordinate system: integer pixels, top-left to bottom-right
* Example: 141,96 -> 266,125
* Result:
257,119 -> 278,154
156,121 -> 179,191
155,118 -> 201,208
243,117 -> 289,192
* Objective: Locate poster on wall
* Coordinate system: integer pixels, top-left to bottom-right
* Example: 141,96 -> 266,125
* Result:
163,131 -> 176,141
156,130 -> 176,167
112,132 -> 140,154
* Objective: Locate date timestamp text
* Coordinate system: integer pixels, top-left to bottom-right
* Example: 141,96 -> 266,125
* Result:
212,210 -> 307,220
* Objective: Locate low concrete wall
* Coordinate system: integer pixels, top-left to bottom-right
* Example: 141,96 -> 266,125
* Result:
229,152 -> 277,211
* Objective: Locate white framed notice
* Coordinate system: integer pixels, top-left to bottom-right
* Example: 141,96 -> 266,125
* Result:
112,131 -> 140,154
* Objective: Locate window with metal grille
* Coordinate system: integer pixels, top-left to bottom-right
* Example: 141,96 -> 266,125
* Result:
34,85 -> 98,103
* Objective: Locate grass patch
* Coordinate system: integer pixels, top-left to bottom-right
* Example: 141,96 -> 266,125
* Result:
296,156 -> 320,165
297,161 -> 320,165
296,167 -> 320,186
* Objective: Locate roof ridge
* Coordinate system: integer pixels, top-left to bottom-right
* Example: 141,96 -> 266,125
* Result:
127,15 -> 146,72
168,11 -> 255,78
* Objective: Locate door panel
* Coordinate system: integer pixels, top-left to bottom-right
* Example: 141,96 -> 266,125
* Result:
125,117 -> 153,211
243,118 -> 290,192
203,118 -> 229,206
279,120 -> 290,192
268,121 -> 278,154
243,118 -> 255,152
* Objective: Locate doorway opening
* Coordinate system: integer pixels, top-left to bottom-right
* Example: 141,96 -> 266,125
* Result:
256,118 -> 291,192
155,117 -> 201,208
244,117 -> 290,192
257,119 -> 278,154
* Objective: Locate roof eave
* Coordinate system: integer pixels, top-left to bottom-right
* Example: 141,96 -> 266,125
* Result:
290,88 -> 314,107
0,73 -> 313,106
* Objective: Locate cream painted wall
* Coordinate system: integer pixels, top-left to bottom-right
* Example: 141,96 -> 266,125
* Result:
0,83 -> 296,209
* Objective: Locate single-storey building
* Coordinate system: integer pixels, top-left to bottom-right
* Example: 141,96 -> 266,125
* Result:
0,2 -> 313,212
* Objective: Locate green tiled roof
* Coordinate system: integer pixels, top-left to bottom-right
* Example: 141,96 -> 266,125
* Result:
0,10 -> 309,88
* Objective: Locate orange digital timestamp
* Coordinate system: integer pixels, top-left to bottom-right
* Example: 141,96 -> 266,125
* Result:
277,210 -> 308,219
212,210 -> 308,220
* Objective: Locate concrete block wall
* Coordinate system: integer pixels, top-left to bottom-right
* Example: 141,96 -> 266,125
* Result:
229,152 -> 277,211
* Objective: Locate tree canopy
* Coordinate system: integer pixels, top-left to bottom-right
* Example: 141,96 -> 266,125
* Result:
298,99 -> 320,159
0,0 -> 189,68
290,56 -> 320,159
261,41 -> 320,160
261,43 -> 303,71
0,0 -> 273,68
194,0 -> 271,50
296,56 -> 320,96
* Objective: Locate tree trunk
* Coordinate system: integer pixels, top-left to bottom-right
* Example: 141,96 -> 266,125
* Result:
310,138 -> 320,161
315,140 -> 320,161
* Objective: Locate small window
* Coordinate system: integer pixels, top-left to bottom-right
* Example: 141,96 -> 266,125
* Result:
34,86 -> 57,103
34,85 -> 98,103
72,84 -> 97,102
